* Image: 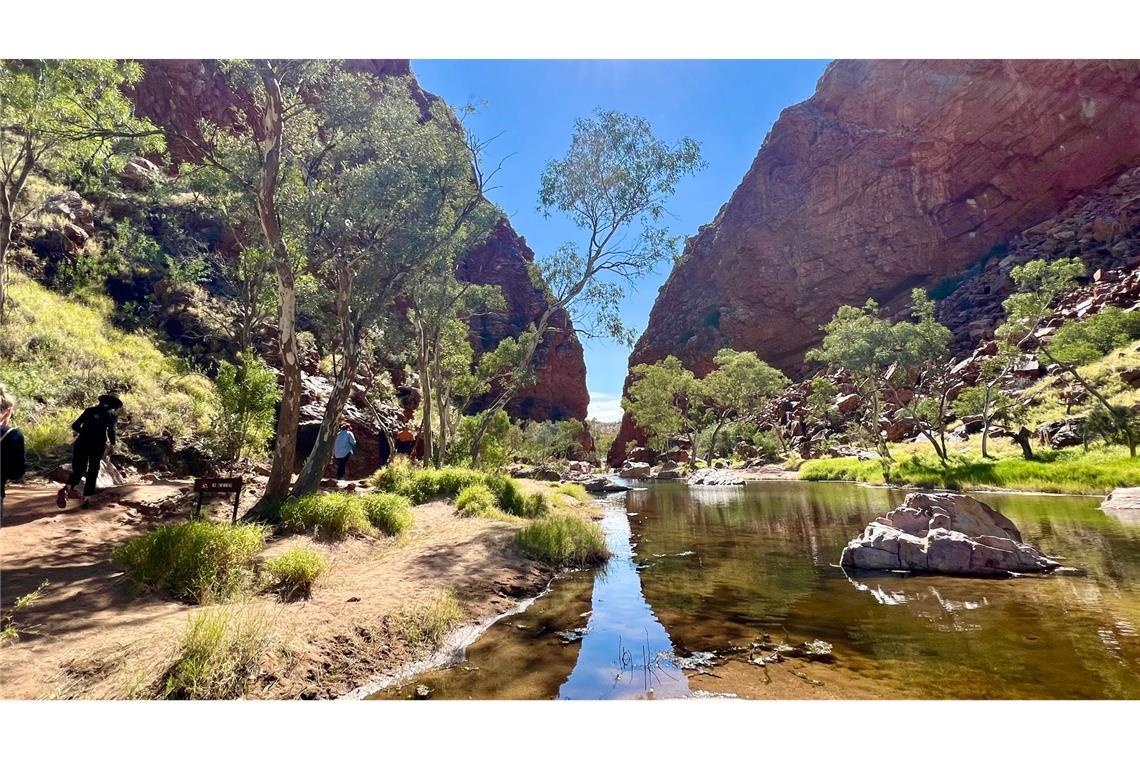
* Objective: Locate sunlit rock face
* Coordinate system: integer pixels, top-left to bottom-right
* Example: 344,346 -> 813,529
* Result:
610,59 -> 1140,463
125,59 -> 588,426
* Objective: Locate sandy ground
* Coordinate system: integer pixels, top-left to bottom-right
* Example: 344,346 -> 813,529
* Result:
0,479 -> 550,700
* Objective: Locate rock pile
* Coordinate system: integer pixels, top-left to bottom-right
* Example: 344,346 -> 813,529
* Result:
840,492 -> 1061,576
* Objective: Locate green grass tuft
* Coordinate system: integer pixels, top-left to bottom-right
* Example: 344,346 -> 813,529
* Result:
114,522 -> 266,604
264,548 -> 328,601
393,590 -> 464,651
361,492 -> 414,536
554,483 -> 590,502
371,465 -> 545,518
515,514 -> 609,568
280,492 -> 370,538
454,483 -> 503,518
799,445 -> 1140,494
160,607 -> 269,699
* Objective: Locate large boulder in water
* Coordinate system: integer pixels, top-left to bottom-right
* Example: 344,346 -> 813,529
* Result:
618,461 -> 651,479
840,492 -> 1060,576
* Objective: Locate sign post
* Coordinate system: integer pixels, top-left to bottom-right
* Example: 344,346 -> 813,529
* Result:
192,477 -> 244,524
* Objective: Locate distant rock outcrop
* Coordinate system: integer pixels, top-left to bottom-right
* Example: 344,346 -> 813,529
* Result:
612,59 -> 1140,463
840,492 -> 1061,576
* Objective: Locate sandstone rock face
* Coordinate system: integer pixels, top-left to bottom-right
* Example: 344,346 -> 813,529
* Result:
840,492 -> 1061,576
612,59 -> 1140,463
126,60 -> 588,429
459,219 -> 589,422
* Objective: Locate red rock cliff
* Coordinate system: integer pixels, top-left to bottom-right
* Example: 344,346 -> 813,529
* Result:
126,59 -> 588,426
611,59 -> 1140,463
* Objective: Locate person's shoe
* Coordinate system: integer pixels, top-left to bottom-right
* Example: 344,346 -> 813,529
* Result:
67,487 -> 81,500
56,488 -> 68,509
80,499 -> 93,510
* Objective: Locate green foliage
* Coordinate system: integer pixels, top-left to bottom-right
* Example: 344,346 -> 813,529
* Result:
1049,307 -> 1140,366
114,522 -> 267,604
454,483 -> 502,518
537,109 -> 705,344
0,580 -> 50,645
1085,404 -> 1140,450
554,483 -> 590,503
623,355 -> 702,450
0,273 -> 216,458
1001,258 -> 1086,343
361,492 -> 414,536
280,492 -> 411,539
393,590 -> 464,651
210,352 -> 278,464
799,446 -> 1140,494
160,607 -> 269,699
264,548 -> 328,600
510,418 -> 588,462
451,410 -> 512,469
370,464 -> 542,518
703,348 -> 789,421
515,515 -> 610,568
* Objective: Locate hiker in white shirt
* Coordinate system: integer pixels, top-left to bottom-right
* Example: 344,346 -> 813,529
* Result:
333,422 -> 357,480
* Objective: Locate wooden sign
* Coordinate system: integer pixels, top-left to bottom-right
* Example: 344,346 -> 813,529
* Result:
192,477 -> 244,523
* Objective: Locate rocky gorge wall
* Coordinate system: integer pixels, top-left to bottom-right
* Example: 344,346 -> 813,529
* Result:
124,59 -> 588,466
611,59 -> 1140,463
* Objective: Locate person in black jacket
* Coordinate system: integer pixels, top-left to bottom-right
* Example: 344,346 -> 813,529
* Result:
57,393 -> 121,510
1,385 -> 27,521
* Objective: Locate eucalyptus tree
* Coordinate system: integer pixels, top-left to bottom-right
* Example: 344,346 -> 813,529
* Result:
467,109 -> 705,465
180,59 -> 335,499
0,59 -> 163,322
700,349 -> 788,463
289,77 -> 496,495
622,355 -> 705,462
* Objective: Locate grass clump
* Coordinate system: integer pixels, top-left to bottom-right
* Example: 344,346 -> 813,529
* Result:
455,483 -> 502,518
371,464 -> 545,518
114,522 -> 266,603
264,548 -> 328,601
799,445 -> 1140,494
393,590 -> 464,651
554,483 -> 590,503
160,607 -> 269,699
361,493 -> 414,536
515,514 -> 609,568
1,580 -> 50,645
280,492 -> 413,539
280,492 -> 371,538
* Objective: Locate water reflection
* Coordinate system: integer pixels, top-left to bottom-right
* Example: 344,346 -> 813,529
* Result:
376,481 -> 1140,699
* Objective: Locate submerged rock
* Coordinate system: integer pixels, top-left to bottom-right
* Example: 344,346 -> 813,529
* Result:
840,492 -> 1061,576
581,476 -> 631,493
687,468 -> 745,486
1101,487 -> 1140,511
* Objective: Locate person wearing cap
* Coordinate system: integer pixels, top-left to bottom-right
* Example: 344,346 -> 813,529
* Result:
1,384 -> 27,521
57,393 -> 121,509
333,422 -> 357,480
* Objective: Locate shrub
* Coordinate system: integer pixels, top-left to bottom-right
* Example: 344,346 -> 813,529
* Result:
161,607 -> 269,699
279,493 -> 371,538
264,548 -> 328,601
371,455 -> 415,493
114,522 -> 266,604
515,515 -> 609,568
455,483 -> 500,518
361,493 -> 413,536
210,353 -> 277,465
483,473 -> 527,516
393,590 -> 464,651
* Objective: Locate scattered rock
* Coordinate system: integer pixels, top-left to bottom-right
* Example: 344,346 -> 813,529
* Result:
618,461 -> 651,479
687,468 -> 745,486
840,492 -> 1061,576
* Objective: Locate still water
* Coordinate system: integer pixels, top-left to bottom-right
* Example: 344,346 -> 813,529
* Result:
376,481 -> 1140,699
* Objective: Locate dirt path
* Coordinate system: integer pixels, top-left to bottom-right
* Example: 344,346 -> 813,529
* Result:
0,480 -> 549,699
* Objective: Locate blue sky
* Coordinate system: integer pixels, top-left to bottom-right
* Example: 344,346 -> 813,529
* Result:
412,60 -> 831,421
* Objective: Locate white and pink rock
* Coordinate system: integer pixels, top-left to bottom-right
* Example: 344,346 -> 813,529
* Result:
840,492 -> 1061,576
